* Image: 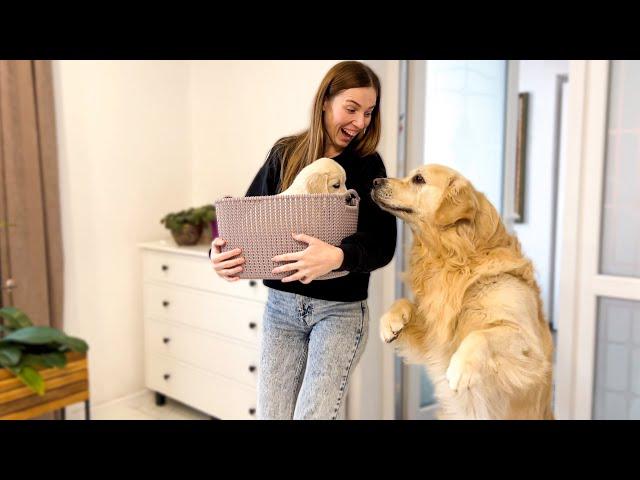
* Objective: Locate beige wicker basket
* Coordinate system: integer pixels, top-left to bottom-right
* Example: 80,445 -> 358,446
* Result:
214,190 -> 360,280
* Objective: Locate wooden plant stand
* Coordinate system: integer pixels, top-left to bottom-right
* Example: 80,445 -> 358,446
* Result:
0,351 -> 90,420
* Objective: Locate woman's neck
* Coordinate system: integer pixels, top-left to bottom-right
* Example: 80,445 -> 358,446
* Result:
323,142 -> 343,159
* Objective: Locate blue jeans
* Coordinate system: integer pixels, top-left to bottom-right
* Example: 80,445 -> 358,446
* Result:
257,287 -> 369,420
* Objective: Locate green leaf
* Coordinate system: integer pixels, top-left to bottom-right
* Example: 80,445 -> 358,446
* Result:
16,366 -> 45,396
3,326 -> 67,345
0,344 -> 22,366
0,307 -> 33,329
58,336 -> 89,352
21,352 -> 67,369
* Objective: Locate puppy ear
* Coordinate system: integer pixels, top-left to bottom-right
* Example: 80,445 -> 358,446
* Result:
306,173 -> 329,193
434,177 -> 478,227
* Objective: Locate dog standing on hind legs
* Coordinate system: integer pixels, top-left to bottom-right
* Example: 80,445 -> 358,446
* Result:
372,164 -> 554,419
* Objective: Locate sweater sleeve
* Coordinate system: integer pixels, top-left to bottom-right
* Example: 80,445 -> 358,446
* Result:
337,153 -> 397,273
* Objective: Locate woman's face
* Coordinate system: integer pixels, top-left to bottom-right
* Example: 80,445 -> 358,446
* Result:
323,87 -> 377,155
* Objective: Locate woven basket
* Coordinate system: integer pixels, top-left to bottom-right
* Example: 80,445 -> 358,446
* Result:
214,189 -> 359,280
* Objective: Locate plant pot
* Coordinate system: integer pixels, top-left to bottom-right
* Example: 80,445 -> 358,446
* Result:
171,223 -> 203,246
0,351 -> 89,420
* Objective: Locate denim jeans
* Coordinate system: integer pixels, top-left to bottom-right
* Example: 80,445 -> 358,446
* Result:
257,287 -> 369,420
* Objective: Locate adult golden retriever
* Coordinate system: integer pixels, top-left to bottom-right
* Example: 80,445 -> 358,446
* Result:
372,164 -> 554,419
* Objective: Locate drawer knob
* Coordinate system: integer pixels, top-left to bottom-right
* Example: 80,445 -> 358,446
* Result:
162,300 -> 170,307
163,373 -> 171,380
161,264 -> 169,271
248,365 -> 256,373
163,337 -> 171,344
249,280 -> 257,287
249,408 -> 256,416
249,322 -> 257,330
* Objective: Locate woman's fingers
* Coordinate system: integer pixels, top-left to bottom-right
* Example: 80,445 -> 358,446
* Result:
272,261 -> 303,274
219,265 -> 244,277
211,238 -> 239,258
213,248 -> 242,263
292,233 -> 318,244
211,237 -> 225,252
214,256 -> 245,271
281,270 -> 316,283
281,270 -> 307,283
271,250 -> 304,263
210,238 -> 244,280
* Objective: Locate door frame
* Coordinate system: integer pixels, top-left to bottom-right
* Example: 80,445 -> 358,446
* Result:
553,60 -> 640,419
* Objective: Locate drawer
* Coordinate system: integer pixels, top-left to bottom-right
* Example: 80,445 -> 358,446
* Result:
145,352 -> 257,420
142,249 -> 268,302
145,318 -> 259,388
144,283 -> 263,345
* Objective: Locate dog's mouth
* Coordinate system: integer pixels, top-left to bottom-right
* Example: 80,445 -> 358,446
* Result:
371,191 -> 413,214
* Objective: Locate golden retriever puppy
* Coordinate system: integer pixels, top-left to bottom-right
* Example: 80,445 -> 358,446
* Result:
279,157 -> 347,195
371,164 -> 554,419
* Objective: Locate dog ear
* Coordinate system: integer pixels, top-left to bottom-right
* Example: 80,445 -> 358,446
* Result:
434,177 -> 478,227
306,173 -> 329,193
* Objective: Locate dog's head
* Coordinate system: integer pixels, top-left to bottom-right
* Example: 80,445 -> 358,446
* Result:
291,157 -> 347,194
371,164 -> 479,230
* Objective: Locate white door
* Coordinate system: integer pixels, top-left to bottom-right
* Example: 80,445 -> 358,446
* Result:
399,60 -> 517,419
556,60 -> 640,419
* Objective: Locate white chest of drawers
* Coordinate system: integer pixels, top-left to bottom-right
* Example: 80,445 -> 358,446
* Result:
139,240 -> 268,420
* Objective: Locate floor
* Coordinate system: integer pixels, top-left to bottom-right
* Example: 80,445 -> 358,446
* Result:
64,390 -> 211,420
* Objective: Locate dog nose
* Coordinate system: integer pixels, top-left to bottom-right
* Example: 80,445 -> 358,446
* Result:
373,178 -> 385,187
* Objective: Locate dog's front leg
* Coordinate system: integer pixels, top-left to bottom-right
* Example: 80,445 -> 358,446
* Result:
380,298 -> 415,343
445,331 -> 494,394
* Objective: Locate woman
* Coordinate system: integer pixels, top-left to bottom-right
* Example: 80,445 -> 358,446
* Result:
210,61 -> 396,419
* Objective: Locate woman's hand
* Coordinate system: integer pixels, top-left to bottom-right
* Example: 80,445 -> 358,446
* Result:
271,233 -> 344,284
210,238 -> 245,282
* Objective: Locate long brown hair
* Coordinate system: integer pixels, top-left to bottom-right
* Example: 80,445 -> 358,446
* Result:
275,61 -> 382,192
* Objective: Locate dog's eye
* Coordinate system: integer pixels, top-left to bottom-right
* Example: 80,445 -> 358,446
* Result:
412,174 -> 426,185
333,184 -> 340,189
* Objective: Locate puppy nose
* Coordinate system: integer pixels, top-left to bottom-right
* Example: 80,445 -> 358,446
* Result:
373,178 -> 385,187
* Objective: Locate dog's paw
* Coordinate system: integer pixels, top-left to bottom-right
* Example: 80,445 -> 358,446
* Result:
380,312 -> 403,343
446,352 -> 477,393
379,301 -> 412,343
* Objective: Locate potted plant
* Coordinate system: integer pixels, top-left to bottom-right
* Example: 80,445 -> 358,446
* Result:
160,204 -> 216,246
0,306 -> 89,396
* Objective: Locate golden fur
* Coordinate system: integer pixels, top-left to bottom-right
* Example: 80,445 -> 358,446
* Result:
372,164 -> 554,419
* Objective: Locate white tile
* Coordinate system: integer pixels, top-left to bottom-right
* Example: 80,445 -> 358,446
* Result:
95,404 -> 150,420
62,389 -> 211,421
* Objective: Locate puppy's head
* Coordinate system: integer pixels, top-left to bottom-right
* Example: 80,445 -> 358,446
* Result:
301,157 -> 348,194
371,164 -> 478,229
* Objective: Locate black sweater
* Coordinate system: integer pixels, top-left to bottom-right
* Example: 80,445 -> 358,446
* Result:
211,143 -> 397,302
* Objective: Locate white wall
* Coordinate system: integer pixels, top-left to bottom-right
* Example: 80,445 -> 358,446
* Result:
54,61 -> 191,405
514,60 -> 569,321
190,61 -> 339,203
54,60 -> 399,417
